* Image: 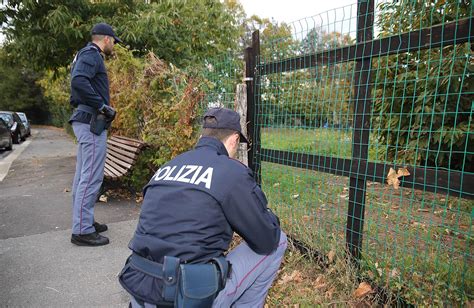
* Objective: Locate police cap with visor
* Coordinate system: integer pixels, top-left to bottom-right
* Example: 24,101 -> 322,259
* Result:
203,108 -> 249,144
91,22 -> 122,43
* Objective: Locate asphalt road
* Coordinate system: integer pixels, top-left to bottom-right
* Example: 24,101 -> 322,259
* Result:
0,126 -> 141,307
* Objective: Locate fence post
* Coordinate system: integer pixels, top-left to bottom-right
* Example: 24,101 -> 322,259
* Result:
235,83 -> 248,166
245,31 -> 262,183
346,0 -> 374,261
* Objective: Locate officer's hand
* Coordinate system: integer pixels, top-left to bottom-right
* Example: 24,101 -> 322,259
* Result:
100,105 -> 116,120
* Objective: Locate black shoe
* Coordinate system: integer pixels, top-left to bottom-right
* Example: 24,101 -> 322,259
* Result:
71,232 -> 110,246
93,221 -> 108,233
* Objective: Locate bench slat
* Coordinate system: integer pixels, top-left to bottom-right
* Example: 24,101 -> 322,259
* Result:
107,139 -> 141,154
103,135 -> 145,181
107,143 -> 139,160
107,147 -> 137,164
106,159 -> 129,177
107,154 -> 133,170
110,135 -> 145,148
104,164 -> 120,179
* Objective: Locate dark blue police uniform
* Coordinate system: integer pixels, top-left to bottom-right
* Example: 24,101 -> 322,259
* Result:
120,136 -> 283,305
69,42 -> 110,124
69,42 -> 111,238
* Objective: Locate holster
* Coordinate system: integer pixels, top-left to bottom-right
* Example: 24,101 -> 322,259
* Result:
125,253 -> 229,308
90,113 -> 107,135
76,104 -> 113,136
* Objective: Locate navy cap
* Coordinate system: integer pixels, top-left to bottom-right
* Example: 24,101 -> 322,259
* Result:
203,108 -> 249,144
91,23 -> 122,43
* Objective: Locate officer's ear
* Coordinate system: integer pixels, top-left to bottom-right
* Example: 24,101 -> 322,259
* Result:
232,132 -> 240,144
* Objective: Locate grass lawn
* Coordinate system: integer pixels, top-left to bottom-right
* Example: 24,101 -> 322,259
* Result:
260,127 -> 473,306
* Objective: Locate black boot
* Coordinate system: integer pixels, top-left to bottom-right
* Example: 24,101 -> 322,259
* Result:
71,232 -> 109,246
93,221 -> 108,233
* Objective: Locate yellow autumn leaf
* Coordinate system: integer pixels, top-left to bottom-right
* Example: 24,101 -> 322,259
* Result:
386,167 -> 400,189
353,282 -> 373,298
397,167 -> 410,177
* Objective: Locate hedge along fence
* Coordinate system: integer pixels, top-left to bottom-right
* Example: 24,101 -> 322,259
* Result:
205,1 -> 473,306
40,46 -> 209,189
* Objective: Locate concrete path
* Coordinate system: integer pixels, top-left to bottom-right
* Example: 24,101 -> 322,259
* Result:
0,127 -> 141,307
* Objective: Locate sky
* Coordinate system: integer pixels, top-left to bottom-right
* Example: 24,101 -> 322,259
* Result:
240,0 -> 355,25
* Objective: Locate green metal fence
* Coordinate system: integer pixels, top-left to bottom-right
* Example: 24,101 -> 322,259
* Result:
205,0 -> 473,305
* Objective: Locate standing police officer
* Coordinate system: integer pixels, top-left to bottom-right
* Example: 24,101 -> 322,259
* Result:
119,108 -> 288,307
69,23 -> 120,246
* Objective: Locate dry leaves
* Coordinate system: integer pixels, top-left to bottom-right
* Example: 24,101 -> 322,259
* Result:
353,282 -> 373,298
278,270 -> 304,285
327,250 -> 336,263
98,194 -> 108,203
291,194 -> 300,199
313,275 -> 326,289
386,167 -> 410,189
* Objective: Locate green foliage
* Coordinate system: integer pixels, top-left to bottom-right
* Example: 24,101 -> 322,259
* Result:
0,49 -> 48,123
106,46 -> 206,189
37,67 -> 72,128
373,0 -> 474,171
0,0 -> 133,70
0,0 -> 241,71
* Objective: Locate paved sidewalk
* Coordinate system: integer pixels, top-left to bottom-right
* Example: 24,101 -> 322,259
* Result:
0,220 -> 137,307
0,127 -> 141,307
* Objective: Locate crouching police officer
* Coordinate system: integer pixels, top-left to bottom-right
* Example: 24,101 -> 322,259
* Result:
119,107 -> 287,307
69,23 -> 120,246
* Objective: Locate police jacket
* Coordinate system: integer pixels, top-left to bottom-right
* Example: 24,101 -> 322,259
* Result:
69,42 -> 110,124
120,137 -> 281,304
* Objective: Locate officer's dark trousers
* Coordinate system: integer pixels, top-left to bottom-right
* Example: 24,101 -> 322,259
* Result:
130,231 -> 288,308
71,122 -> 107,235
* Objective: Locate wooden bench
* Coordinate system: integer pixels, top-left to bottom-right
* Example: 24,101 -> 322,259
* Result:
104,135 -> 146,180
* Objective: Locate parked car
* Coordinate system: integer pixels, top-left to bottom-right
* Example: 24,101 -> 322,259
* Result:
17,112 -> 31,136
0,118 -> 13,150
0,111 -> 27,144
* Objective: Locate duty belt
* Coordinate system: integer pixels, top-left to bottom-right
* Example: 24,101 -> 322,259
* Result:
76,104 -> 97,115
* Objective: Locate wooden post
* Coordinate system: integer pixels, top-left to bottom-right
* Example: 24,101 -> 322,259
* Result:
235,83 -> 248,166
346,0 -> 374,261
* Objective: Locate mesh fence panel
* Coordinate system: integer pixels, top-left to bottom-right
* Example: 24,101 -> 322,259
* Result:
204,0 -> 473,305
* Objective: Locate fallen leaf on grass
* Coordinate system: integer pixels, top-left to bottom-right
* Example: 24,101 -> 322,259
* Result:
273,182 -> 280,188
397,167 -> 410,177
291,194 -> 300,199
277,270 -> 303,285
417,208 -> 430,212
327,250 -> 336,263
390,268 -> 400,278
302,215 -> 311,222
99,195 -> 108,203
386,167 -> 410,189
325,287 -> 335,299
313,275 -> 326,289
353,282 -> 373,298
411,221 -> 426,228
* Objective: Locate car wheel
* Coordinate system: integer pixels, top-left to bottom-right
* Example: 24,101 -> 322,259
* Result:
13,131 -> 20,144
6,136 -> 12,151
